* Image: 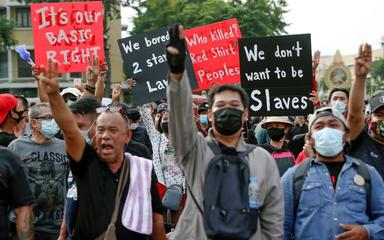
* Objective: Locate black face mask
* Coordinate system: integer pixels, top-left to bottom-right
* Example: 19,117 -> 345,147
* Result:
213,108 -> 243,136
267,128 -> 285,141
8,110 -> 25,124
161,122 -> 169,134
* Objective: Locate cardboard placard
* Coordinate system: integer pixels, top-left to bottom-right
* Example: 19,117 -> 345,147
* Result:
31,1 -> 104,73
184,18 -> 242,91
117,26 -> 198,105
239,34 -> 313,116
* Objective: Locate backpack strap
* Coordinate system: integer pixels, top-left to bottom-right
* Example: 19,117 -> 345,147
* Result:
355,160 -> 372,219
293,157 -> 312,215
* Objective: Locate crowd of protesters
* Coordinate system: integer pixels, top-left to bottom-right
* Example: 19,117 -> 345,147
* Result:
1,23 -> 384,240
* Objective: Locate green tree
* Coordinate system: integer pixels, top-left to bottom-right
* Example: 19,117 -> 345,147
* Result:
371,59 -> 384,82
368,59 -> 384,94
130,0 -> 288,37
0,16 -> 17,52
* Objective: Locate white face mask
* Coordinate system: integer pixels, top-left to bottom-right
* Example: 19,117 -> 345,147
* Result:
331,100 -> 347,114
130,123 -> 139,130
313,127 -> 345,157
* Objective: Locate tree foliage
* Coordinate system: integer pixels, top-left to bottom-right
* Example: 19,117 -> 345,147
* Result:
0,17 -> 17,52
371,59 -> 384,81
129,0 -> 288,37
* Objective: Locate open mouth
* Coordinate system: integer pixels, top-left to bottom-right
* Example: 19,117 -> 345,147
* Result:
100,143 -> 114,154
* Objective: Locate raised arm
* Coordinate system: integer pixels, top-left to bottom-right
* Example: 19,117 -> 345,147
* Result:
32,66 -> 49,102
39,59 -> 85,161
95,61 -> 108,101
347,44 -> 372,140
166,24 -> 198,162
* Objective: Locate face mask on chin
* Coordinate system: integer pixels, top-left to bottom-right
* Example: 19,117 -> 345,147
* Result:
213,108 -> 243,136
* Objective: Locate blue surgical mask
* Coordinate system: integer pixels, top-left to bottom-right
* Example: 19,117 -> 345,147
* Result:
331,100 -> 347,114
40,119 -> 60,138
200,114 -> 208,125
81,130 -> 92,144
313,127 -> 344,157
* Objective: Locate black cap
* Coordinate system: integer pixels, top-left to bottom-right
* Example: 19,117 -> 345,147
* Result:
198,102 -> 209,114
369,91 -> 384,113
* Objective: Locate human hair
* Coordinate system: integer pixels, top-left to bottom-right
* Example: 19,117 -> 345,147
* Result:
328,88 -> 349,102
15,95 -> 29,109
28,102 -> 50,119
70,96 -> 100,119
208,84 -> 249,109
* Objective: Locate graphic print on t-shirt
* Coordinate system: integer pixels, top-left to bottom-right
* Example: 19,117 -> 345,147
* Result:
23,151 -> 68,226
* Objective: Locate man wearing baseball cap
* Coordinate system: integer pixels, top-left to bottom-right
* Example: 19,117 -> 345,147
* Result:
0,94 -> 20,147
345,43 -> 384,179
282,106 -> 384,239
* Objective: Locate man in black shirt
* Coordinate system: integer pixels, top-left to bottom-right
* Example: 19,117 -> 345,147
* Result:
346,44 -> 384,179
40,60 -> 166,240
0,148 -> 35,240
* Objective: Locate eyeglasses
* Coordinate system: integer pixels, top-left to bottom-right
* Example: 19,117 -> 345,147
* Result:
33,115 -> 53,121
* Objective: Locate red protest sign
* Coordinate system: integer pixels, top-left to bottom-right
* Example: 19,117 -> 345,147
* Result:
31,1 -> 104,73
184,18 -> 242,91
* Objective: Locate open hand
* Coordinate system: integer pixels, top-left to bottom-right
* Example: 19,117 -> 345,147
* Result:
86,55 -> 100,86
112,84 -> 122,103
312,50 -> 320,76
99,61 -> 108,81
39,59 -> 60,95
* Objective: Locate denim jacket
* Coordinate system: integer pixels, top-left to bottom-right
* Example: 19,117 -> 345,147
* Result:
281,155 -> 384,239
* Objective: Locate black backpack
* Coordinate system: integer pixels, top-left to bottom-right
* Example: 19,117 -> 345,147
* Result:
188,140 -> 259,240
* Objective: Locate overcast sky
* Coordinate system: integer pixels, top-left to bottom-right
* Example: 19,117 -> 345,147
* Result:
122,0 -> 384,56
284,0 -> 384,55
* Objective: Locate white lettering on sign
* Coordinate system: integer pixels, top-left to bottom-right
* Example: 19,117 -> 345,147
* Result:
243,44 -> 265,62
250,88 -> 308,112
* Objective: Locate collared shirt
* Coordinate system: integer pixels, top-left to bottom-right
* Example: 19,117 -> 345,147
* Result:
281,155 -> 384,239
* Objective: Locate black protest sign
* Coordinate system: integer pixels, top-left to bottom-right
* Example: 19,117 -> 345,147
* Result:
118,27 -> 198,105
239,34 -> 313,116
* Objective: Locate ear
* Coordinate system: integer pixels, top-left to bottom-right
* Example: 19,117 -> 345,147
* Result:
366,116 -> 372,126
243,107 -> 249,122
284,125 -> 290,134
305,133 -> 315,146
344,131 -> 351,143
126,128 -> 132,144
208,109 -> 213,123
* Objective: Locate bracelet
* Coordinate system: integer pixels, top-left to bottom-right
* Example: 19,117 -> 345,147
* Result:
86,84 -> 95,90
85,85 -> 95,94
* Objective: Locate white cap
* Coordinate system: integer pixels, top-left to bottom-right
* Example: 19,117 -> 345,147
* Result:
60,87 -> 82,98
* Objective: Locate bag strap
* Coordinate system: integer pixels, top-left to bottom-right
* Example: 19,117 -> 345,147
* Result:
355,160 -> 372,219
110,156 -> 130,224
293,157 -> 312,215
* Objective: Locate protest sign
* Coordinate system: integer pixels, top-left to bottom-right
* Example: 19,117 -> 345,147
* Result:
239,34 -> 313,116
117,26 -> 198,105
31,1 -> 104,73
184,18 -> 242,91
